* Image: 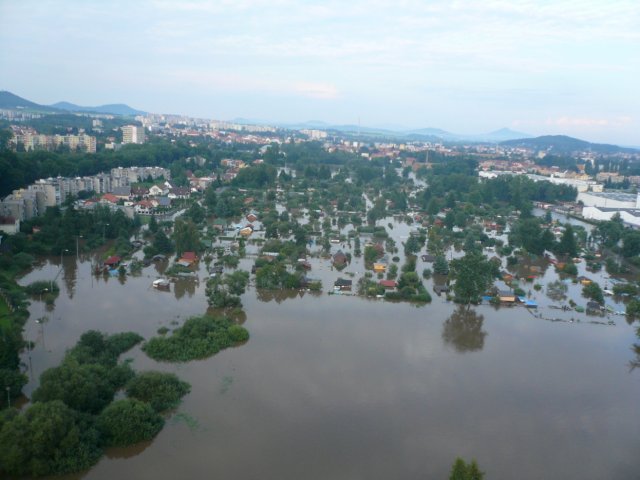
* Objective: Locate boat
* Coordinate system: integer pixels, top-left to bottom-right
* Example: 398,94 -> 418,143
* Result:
153,278 -> 171,290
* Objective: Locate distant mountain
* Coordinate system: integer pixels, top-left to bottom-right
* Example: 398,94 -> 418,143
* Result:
500,135 -> 637,154
51,101 -> 145,116
406,127 -> 452,137
0,90 -> 59,112
472,128 -> 532,142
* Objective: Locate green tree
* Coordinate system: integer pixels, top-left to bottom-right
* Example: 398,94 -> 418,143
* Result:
172,218 -> 200,256
449,457 -> 485,480
125,371 -> 191,412
622,229 -> 640,257
433,255 -> 450,275
97,399 -> 164,447
582,282 -> 604,305
450,252 -> 494,306
148,215 -> 159,233
0,401 -> 102,476
32,362 -> 123,414
556,224 -> 578,258
153,229 -> 173,254
626,299 -> 640,318
596,214 -> 624,248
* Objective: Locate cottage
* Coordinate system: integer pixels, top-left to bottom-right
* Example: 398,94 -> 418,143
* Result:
179,251 -> 198,265
373,263 -> 387,273
379,280 -> 397,290
334,278 -> 352,291
498,290 -> 516,303
104,255 -> 122,267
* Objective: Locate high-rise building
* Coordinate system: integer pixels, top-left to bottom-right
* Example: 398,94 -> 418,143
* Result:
122,125 -> 146,144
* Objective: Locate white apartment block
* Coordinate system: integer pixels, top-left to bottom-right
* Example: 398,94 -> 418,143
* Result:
122,125 -> 146,144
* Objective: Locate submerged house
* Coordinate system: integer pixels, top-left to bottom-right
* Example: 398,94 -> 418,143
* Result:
334,278 -> 353,291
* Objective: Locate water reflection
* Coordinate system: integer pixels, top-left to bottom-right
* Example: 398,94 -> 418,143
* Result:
174,280 -> 198,300
62,257 -> 77,299
256,288 -> 306,303
105,440 -> 153,460
441,306 -> 487,353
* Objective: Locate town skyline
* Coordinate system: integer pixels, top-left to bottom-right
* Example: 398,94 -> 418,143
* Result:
1,0 -> 639,145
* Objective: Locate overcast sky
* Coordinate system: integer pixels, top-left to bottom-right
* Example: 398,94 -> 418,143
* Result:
1,0 -> 639,144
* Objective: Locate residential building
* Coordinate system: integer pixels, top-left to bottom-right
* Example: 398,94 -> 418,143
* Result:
122,125 -> 146,144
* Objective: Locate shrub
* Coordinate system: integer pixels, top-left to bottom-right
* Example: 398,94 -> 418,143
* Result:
0,401 -> 102,477
126,372 -> 191,412
142,315 -> 249,362
97,399 -> 163,447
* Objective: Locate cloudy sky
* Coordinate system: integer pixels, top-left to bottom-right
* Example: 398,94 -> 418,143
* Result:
1,0 -> 639,144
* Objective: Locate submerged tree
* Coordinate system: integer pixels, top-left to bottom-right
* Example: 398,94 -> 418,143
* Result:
450,252 -> 494,306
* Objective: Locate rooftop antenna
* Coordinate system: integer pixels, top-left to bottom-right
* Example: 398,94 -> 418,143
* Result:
358,116 -> 361,138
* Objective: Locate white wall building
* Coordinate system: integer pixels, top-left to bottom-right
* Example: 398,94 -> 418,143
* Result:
577,191 -> 640,209
122,125 -> 146,144
582,206 -> 640,229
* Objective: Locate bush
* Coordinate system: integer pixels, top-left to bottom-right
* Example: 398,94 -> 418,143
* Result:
126,372 -> 190,412
97,399 -> 163,447
626,299 -> 640,318
0,401 -> 102,477
32,362 -> 131,414
142,315 -> 249,362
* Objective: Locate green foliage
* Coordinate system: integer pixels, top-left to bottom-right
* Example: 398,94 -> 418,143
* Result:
32,330 -> 141,414
0,368 -> 28,400
449,457 -> 485,480
172,218 -> 201,256
582,282 -> 604,305
613,282 -> 638,296
152,229 -> 174,254
622,229 -> 640,258
0,401 -> 102,477
32,362 -> 131,414
560,262 -> 578,276
556,224 -> 578,258
142,315 -> 249,362
66,330 -> 143,367
509,218 -> 555,255
626,299 -> 640,318
97,399 -> 164,447
450,252 -> 494,305
433,255 -> 449,275
125,371 -> 191,412
231,163 -> 277,188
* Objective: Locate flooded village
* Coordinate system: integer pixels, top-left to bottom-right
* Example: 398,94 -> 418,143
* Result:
2,128 -> 640,479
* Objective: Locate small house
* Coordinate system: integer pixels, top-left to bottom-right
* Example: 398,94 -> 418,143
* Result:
179,251 -> 198,266
104,255 -> 122,267
498,290 -> 516,303
373,263 -> 387,273
334,278 -> 352,291
379,280 -> 397,290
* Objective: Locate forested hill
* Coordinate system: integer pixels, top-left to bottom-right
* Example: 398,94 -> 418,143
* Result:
51,101 -> 145,116
0,90 -> 58,112
501,135 -> 637,154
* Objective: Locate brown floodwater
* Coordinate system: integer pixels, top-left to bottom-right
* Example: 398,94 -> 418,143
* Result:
15,231 -> 640,480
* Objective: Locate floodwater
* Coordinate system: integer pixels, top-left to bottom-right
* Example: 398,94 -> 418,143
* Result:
16,230 -> 640,480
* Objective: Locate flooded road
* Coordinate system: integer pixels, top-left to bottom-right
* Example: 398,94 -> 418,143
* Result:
17,246 -> 640,480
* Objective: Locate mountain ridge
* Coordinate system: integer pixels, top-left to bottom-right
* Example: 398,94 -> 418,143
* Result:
500,135 -> 638,154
